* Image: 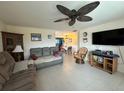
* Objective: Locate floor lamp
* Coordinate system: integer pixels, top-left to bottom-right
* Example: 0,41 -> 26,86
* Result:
13,45 -> 24,62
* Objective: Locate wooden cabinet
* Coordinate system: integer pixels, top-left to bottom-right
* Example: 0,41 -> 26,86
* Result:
104,57 -> 118,73
89,52 -> 118,74
2,32 -> 24,62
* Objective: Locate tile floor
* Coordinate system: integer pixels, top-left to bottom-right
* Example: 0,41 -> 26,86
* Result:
35,54 -> 124,91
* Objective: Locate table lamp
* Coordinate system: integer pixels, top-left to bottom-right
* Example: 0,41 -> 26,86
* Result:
13,45 -> 23,62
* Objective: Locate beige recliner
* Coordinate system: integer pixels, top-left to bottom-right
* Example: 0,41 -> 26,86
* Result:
73,47 -> 88,64
0,52 -> 36,91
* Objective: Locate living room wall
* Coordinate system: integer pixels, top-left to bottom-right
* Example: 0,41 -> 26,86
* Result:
4,25 -> 58,59
80,18 -> 124,63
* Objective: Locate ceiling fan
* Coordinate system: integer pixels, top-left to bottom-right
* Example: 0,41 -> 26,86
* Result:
54,1 -> 100,26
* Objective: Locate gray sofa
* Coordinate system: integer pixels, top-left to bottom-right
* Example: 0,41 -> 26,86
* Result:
0,52 -> 36,91
30,47 -> 63,69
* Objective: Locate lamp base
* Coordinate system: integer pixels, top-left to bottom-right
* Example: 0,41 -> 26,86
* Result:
17,53 -> 21,62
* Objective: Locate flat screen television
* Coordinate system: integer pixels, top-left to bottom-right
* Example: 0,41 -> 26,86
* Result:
92,28 -> 124,45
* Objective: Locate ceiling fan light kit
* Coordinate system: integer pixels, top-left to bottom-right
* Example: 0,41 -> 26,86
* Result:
54,1 -> 100,26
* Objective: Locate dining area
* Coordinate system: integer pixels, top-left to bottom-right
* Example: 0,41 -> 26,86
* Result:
60,45 -> 78,55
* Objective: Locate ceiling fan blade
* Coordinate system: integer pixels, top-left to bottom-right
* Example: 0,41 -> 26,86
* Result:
56,5 -> 72,16
69,19 -> 76,26
54,18 -> 70,22
77,16 -> 92,22
77,1 -> 100,16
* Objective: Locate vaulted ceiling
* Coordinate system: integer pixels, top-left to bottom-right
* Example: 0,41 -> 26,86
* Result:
0,1 -> 124,31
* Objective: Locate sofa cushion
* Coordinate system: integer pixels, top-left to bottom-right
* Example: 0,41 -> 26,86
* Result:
55,46 -> 59,51
8,72 -> 34,84
50,47 -> 57,55
42,47 -> 50,56
13,61 -> 28,73
34,55 -> 62,64
30,48 -> 42,57
12,67 -> 35,80
10,72 -> 34,81
0,53 -> 6,64
3,76 -> 34,91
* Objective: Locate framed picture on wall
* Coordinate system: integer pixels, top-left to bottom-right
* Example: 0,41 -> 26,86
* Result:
31,33 -> 41,41
68,38 -> 72,43
83,32 -> 88,37
48,35 -> 52,39
83,38 -> 88,43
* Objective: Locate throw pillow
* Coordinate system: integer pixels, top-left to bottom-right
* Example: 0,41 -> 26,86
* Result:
53,51 -> 59,57
31,54 -> 38,60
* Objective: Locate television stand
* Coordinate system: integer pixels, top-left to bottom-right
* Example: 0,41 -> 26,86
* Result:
89,51 -> 119,74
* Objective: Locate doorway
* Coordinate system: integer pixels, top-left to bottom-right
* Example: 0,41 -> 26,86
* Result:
55,31 -> 78,53
56,38 -> 64,50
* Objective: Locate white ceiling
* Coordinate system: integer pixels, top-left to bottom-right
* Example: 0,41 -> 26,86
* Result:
0,1 -> 124,31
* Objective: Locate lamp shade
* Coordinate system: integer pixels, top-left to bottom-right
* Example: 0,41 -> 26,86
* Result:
13,45 -> 23,53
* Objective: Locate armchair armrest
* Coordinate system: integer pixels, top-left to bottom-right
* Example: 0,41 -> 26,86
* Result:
13,61 -> 28,73
13,60 -> 34,73
73,52 -> 77,56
